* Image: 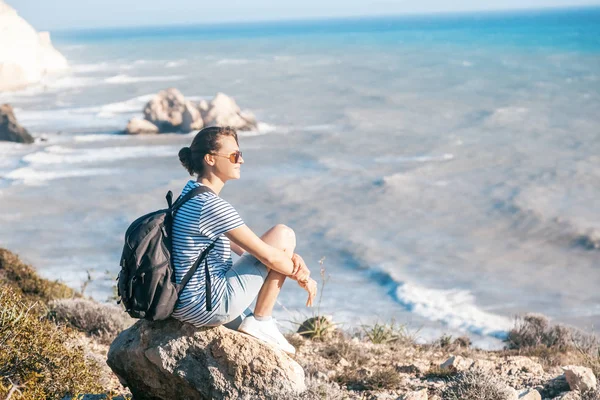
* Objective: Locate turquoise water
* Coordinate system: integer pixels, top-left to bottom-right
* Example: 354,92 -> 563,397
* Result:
1,7 -> 599,349
54,7 -> 600,52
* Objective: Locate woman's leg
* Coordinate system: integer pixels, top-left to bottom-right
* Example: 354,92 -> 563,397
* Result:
253,224 -> 296,318
220,224 -> 295,329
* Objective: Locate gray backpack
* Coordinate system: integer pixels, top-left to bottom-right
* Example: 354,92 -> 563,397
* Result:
117,186 -> 216,320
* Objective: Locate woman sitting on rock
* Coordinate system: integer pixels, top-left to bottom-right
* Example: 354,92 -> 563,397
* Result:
173,126 -> 317,355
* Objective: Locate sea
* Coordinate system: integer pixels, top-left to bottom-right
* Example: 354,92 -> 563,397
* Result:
1,7 -> 599,349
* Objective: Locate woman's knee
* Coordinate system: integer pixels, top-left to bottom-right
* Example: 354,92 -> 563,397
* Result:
272,224 -> 296,251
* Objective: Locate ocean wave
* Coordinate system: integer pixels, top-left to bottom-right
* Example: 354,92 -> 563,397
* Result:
74,134 -> 129,143
22,145 -> 177,165
70,62 -> 113,73
375,153 -> 454,164
95,94 -> 155,117
104,74 -> 184,84
165,60 -> 187,68
216,58 -> 250,65
394,281 -> 512,338
5,167 -> 116,186
510,184 -> 600,251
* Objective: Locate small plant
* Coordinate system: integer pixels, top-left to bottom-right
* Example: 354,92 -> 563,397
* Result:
361,319 -> 419,345
438,334 -> 453,348
336,365 -> 403,391
441,369 -> 516,400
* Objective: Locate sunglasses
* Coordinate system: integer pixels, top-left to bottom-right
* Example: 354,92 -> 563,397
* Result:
212,150 -> 243,164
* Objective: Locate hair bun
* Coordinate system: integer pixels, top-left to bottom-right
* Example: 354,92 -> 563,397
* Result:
178,146 -> 194,175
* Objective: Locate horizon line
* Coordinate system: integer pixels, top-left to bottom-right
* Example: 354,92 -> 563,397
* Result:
48,3 -> 600,33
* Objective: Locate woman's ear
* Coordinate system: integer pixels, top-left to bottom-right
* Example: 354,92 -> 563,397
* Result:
204,153 -> 215,167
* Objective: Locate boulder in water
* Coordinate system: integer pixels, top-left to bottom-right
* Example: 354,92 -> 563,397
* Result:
0,103 -> 33,143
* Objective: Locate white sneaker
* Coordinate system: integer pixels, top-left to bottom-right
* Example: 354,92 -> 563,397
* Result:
238,315 -> 296,355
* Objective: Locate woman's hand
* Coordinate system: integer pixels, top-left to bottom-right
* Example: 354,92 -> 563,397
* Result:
290,253 -> 310,282
298,278 -> 318,307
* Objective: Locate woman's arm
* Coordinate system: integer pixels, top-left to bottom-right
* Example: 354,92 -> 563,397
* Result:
230,241 -> 246,257
225,224 -> 294,275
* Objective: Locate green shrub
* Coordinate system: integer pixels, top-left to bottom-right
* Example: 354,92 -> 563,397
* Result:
0,248 -> 76,303
441,369 -> 515,400
48,298 -> 135,345
0,285 -> 102,399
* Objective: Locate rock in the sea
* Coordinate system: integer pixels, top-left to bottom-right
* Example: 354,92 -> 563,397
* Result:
125,117 -> 159,135
562,365 -> 597,392
204,92 -> 258,131
0,1 -> 68,91
181,100 -> 204,133
143,88 -> 186,132
107,319 -> 306,400
0,103 -> 33,143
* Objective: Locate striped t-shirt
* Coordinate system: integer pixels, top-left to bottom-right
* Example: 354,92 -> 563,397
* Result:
171,180 -> 244,326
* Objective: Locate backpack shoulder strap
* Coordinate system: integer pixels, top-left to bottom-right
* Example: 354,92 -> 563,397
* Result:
171,184 -> 217,212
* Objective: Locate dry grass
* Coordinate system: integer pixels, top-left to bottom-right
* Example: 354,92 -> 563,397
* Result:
504,313 -> 600,377
0,247 -> 77,303
441,369 -> 516,400
361,320 -> 419,345
335,365 -> 403,391
0,285 -> 103,399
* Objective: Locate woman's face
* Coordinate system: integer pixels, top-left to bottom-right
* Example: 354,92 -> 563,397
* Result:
210,135 -> 244,182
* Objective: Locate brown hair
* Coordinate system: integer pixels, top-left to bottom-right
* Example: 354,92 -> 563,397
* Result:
178,126 -> 238,176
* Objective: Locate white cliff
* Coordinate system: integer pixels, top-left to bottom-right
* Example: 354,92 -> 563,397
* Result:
0,1 -> 69,91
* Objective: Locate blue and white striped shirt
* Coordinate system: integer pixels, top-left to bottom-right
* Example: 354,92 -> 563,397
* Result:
171,180 -> 244,326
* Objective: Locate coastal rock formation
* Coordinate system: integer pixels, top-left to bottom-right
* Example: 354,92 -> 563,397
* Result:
125,117 -> 159,135
204,92 -> 257,131
0,1 -> 68,91
0,103 -> 33,143
107,319 -> 306,400
126,89 -> 257,134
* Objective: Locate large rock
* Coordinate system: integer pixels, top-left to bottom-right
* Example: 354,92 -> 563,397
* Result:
562,365 -> 597,392
440,355 -> 473,372
124,117 -> 159,135
181,100 -> 204,133
204,92 -> 258,131
0,103 -> 33,143
107,319 -> 306,400
0,1 -> 68,91
143,88 -> 186,132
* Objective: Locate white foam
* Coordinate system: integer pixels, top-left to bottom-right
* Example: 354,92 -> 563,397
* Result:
462,61 -> 473,67
5,167 -> 116,186
95,94 -> 155,117
74,134 -> 129,143
216,58 -> 250,65
375,153 -> 454,163
303,124 -> 337,131
394,281 -> 512,338
165,60 -> 187,68
104,74 -> 184,84
70,62 -> 113,73
22,145 -> 177,165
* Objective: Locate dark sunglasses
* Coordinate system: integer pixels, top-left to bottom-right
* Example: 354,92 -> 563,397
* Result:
212,150 -> 243,164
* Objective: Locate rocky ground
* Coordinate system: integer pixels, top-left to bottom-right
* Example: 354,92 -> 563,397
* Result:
1,247 -> 599,400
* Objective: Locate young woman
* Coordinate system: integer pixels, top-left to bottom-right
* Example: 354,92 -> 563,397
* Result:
172,126 -> 317,355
